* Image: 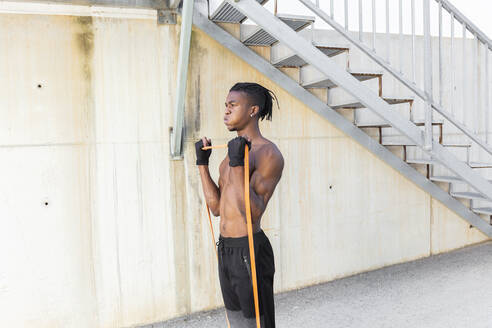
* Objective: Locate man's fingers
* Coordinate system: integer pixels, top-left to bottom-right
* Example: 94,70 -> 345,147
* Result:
202,137 -> 208,147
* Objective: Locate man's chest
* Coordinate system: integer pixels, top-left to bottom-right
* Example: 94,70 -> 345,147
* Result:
218,155 -> 256,189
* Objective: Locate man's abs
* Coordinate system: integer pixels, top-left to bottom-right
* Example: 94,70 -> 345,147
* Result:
219,184 -> 261,238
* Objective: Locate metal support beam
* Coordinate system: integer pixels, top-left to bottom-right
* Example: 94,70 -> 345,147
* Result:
171,0 -> 194,158
229,0 -> 422,145
192,8 -> 492,237
298,0 -> 492,159
423,0 -> 433,151
229,0 -> 492,203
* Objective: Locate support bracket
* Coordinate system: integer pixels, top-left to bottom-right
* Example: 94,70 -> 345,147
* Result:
157,8 -> 178,24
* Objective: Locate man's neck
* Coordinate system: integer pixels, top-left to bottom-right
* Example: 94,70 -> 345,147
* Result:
237,123 -> 262,143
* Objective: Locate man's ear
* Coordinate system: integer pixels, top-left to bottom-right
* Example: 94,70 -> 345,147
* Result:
250,105 -> 260,117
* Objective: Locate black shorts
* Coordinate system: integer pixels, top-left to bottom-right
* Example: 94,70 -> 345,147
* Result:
217,230 -> 275,328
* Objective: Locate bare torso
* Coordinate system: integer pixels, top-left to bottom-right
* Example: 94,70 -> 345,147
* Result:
218,138 -> 282,237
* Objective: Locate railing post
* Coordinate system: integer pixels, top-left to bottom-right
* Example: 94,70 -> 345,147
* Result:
344,0 -> 348,31
486,49 -> 490,144
423,0 -> 433,150
171,0 -> 195,158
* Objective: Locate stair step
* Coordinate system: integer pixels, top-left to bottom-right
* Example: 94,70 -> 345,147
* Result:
272,43 -> 349,67
469,162 -> 492,168
382,142 -> 471,147
405,159 -> 492,168
356,119 -> 444,128
332,97 -> 413,110
303,70 -> 383,89
472,207 -> 492,215
242,14 -> 315,46
406,158 -> 436,165
211,0 -> 267,23
450,191 -> 490,201
430,176 -> 492,184
430,175 -> 463,183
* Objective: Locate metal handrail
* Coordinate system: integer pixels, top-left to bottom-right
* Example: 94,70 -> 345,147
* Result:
436,0 -> 492,51
171,0 -> 194,158
298,0 -> 492,158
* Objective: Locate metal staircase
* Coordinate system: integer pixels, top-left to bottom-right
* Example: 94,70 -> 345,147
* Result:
194,0 -> 492,237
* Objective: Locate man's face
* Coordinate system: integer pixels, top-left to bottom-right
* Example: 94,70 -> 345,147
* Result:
223,91 -> 251,131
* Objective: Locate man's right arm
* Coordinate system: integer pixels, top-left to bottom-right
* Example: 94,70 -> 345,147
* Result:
195,137 -> 220,216
198,166 -> 220,216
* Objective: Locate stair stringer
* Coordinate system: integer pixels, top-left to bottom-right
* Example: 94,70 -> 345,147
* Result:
192,9 -> 492,238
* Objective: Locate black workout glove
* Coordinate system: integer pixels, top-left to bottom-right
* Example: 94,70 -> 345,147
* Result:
195,139 -> 212,165
227,136 -> 252,167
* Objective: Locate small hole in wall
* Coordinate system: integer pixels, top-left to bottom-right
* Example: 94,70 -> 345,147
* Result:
37,84 -> 42,89
44,202 -> 49,206
329,185 -> 333,189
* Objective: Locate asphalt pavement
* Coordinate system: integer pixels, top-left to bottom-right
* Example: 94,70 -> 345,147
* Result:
149,241 -> 492,328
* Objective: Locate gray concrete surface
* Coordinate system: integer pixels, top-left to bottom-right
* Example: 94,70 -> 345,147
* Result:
153,241 -> 492,328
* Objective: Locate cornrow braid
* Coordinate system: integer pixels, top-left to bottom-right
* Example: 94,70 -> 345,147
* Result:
229,82 -> 279,121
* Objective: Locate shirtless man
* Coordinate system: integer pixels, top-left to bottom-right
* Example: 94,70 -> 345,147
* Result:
195,82 -> 284,328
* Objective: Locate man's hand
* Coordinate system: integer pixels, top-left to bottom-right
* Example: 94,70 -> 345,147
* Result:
227,136 -> 252,167
195,137 -> 212,166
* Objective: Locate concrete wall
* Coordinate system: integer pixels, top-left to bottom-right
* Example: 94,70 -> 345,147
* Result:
0,3 -> 489,327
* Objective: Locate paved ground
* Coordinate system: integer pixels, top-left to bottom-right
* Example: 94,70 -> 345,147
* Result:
154,241 -> 492,328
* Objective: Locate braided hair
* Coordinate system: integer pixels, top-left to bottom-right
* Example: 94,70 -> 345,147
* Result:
229,82 -> 279,121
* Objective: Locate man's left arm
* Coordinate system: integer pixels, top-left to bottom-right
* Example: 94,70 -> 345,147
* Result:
248,150 -> 284,222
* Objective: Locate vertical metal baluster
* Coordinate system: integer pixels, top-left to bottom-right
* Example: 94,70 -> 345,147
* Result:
386,0 -> 390,62
439,1 -> 443,105
450,13 -> 455,117
411,0 -> 416,83
423,0 -> 433,150
473,35 -> 478,134
312,0 -> 318,42
345,0 -> 349,31
330,0 -> 334,19
486,49 -> 490,144
372,0 -> 376,51
463,23 -> 467,125
399,0 -> 403,73
359,0 -> 363,42
274,0 -> 277,15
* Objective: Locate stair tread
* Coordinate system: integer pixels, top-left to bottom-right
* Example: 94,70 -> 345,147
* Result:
450,191 -> 489,200
430,176 -> 492,184
273,43 -> 349,67
430,175 -> 463,183
469,162 -> 492,168
472,207 -> 492,215
356,119 -> 444,128
413,119 -> 445,125
406,158 -> 436,165
211,0 -> 267,23
242,13 -> 314,46
382,142 -> 471,147
303,70 -> 383,88
406,159 -> 492,168
332,97 -> 414,110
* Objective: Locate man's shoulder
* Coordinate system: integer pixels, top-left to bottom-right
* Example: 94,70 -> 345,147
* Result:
256,139 -> 284,168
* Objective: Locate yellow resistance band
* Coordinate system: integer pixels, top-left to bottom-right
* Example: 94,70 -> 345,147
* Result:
202,144 -> 261,328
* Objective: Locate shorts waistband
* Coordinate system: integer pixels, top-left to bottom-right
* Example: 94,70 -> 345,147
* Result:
218,230 -> 268,248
